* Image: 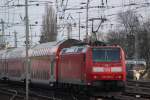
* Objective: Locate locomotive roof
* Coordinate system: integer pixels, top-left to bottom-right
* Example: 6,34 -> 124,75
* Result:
61,45 -> 88,54
61,45 -> 122,54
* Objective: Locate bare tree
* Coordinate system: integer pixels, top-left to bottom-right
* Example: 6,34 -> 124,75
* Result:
107,10 -> 140,58
107,10 -> 150,71
118,10 -> 140,33
106,10 -> 150,79
39,5 -> 57,43
106,30 -> 132,57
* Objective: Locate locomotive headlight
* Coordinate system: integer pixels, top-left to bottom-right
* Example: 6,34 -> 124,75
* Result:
93,67 -> 104,72
111,67 -> 122,72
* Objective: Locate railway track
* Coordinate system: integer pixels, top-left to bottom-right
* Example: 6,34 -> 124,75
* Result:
126,80 -> 150,95
118,80 -> 150,100
0,81 -> 95,100
0,81 -> 118,100
0,80 -> 150,100
0,81 -> 61,100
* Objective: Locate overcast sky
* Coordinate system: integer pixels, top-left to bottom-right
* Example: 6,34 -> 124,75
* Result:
0,0 -> 149,47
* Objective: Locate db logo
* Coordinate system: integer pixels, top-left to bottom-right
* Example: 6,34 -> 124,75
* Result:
104,67 -> 111,72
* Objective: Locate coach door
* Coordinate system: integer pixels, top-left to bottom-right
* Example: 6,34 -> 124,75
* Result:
50,55 -> 55,81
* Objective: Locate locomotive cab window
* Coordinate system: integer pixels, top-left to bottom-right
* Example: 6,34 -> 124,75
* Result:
92,48 -> 120,62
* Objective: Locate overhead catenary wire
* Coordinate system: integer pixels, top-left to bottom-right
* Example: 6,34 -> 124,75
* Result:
0,0 -> 150,46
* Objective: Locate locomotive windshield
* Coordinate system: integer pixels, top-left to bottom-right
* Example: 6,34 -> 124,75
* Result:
92,48 -> 120,62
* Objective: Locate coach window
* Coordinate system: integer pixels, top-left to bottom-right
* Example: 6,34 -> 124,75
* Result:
50,55 -> 55,79
43,70 -> 45,80
44,71 -> 46,79
66,48 -> 75,53
37,70 -> 39,79
77,48 -> 83,52
42,71 -> 44,80
51,59 -> 54,76
40,70 -> 42,79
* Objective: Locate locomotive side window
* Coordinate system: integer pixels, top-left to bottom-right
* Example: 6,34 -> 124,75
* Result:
61,49 -> 67,54
92,48 -> 120,62
50,55 -> 55,79
65,48 -> 75,53
50,61 -> 54,76
77,48 -> 83,52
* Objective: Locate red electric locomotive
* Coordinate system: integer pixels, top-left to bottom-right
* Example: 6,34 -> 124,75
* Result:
58,45 -> 126,91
